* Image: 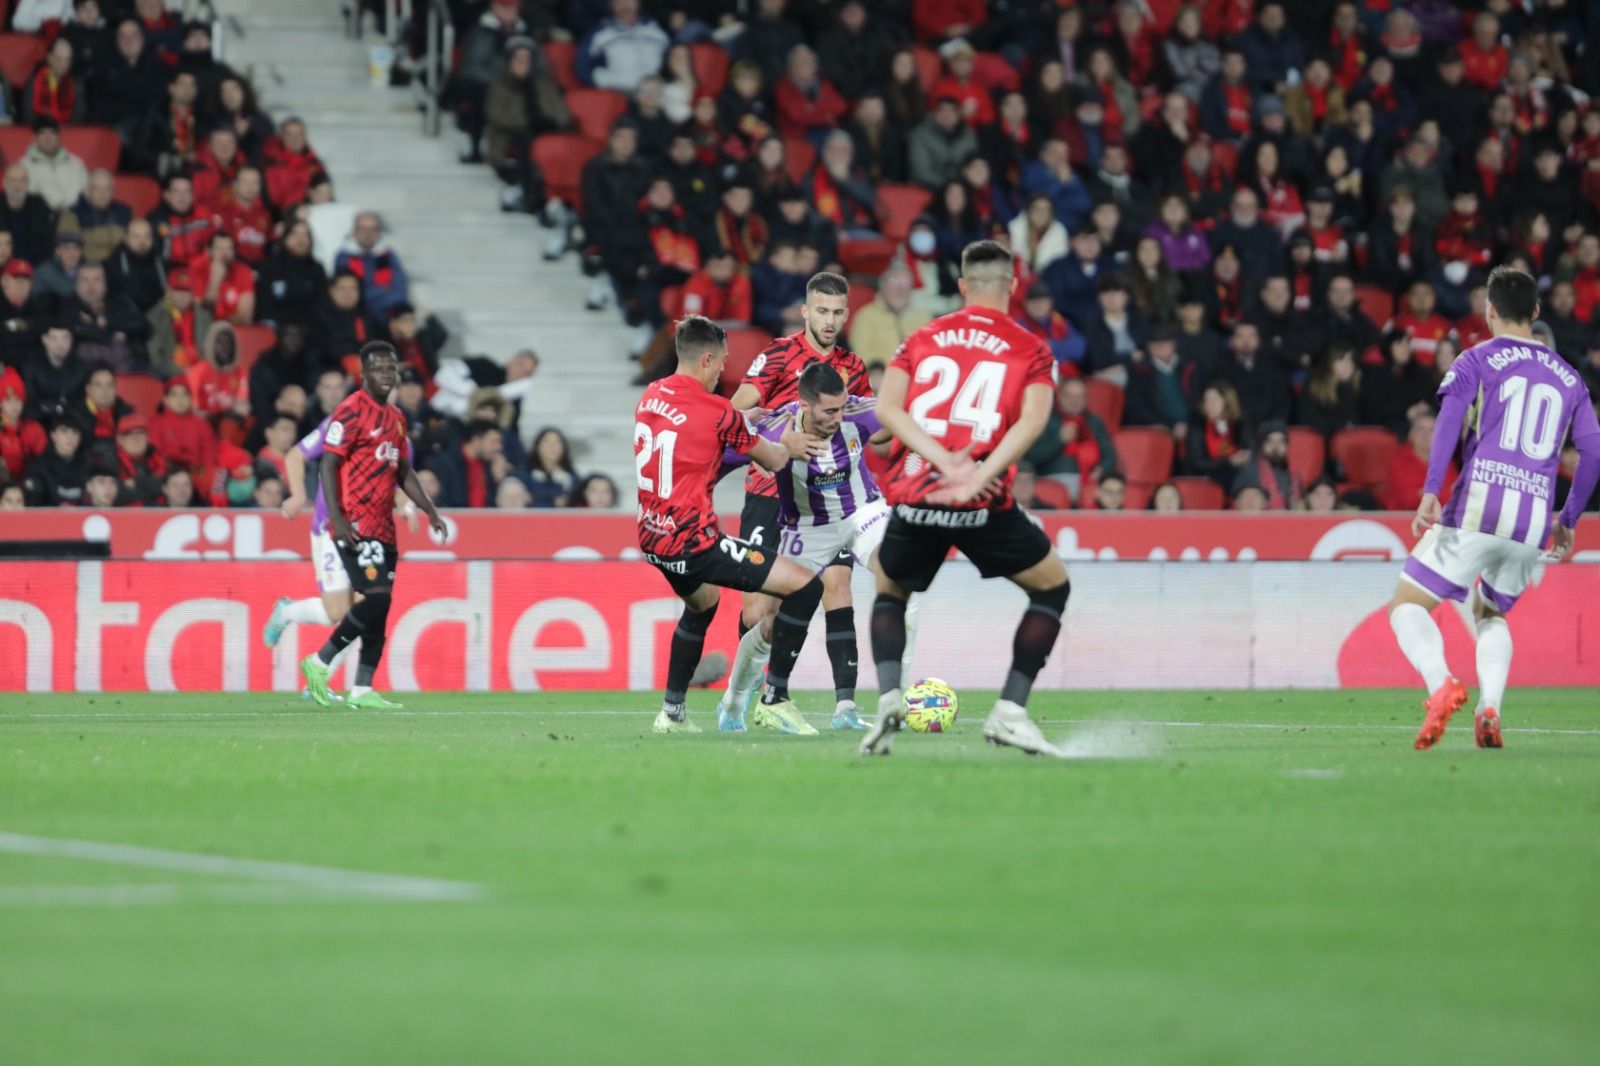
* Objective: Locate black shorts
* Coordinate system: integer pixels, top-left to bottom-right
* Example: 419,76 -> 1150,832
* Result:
738,492 -> 782,551
877,503 -> 1053,593
646,533 -> 779,598
336,537 -> 398,593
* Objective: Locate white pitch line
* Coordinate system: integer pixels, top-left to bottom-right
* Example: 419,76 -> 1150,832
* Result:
4,708 -> 1598,736
0,832 -> 485,903
0,882 -> 357,907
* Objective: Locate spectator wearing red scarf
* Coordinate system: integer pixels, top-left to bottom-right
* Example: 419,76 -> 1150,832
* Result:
191,127 -> 246,212
1200,47 -> 1253,142
927,38 -> 995,127
114,414 -> 168,506
24,39 -> 82,125
1294,187 -> 1349,267
1285,57 -> 1347,139
77,366 -> 131,465
1111,1 -> 1160,87
1459,10 -> 1508,92
1229,421 -> 1302,510
149,174 -> 216,268
426,421 -> 505,508
0,367 -> 45,483
1327,2 -> 1366,91
808,131 -> 878,233
772,45 -> 848,140
1203,0 -> 1253,41
712,181 -> 767,266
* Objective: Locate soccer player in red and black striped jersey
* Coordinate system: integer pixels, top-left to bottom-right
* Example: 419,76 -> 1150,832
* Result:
720,272 -> 873,731
635,315 -> 824,734
300,341 -> 445,710
860,241 -> 1073,758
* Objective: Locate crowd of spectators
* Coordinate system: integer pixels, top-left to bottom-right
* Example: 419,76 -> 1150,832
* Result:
0,0 -> 621,512
440,0 -> 1600,513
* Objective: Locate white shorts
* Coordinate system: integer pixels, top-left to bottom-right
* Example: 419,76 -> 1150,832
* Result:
1402,525 -> 1541,613
311,530 -> 350,594
779,498 -> 892,572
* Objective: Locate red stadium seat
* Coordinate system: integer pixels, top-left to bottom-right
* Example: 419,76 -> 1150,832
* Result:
116,373 -> 165,418
718,328 -> 773,395
838,236 -> 898,277
847,280 -> 876,320
1210,140 -> 1239,179
875,183 -> 932,242
911,46 -> 940,90
972,52 -> 1019,94
1330,426 -> 1399,491
564,88 -> 629,143
1083,378 -> 1125,433
1354,284 -> 1394,327
113,174 -> 160,217
232,324 -> 276,378
1124,483 -> 1153,510
691,42 -> 729,96
1287,426 -> 1326,487
783,135 -> 815,184
0,34 -> 43,89
532,133 -> 602,212
0,124 -> 29,164
1112,427 -> 1177,487
62,125 -> 120,171
1031,477 -> 1073,510
1170,476 -> 1224,510
543,40 -> 577,92
659,284 -> 684,321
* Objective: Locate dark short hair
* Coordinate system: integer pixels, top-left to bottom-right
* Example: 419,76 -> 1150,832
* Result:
1487,265 -> 1539,324
798,362 -> 846,403
805,271 -> 848,299
360,340 -> 398,365
463,419 -> 500,444
674,314 -> 726,361
1098,472 -> 1127,489
960,239 -> 1013,277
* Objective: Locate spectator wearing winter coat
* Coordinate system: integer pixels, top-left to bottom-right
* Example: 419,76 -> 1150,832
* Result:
1042,229 -> 1113,331
1125,324 -> 1202,436
23,39 -> 84,126
1378,135 -> 1450,231
0,164 -> 57,268
1216,321 -> 1292,429
0,259 -> 44,366
577,0 -> 669,93
816,2 -> 899,103
1163,6 -> 1221,103
907,97 -> 978,190
1019,138 -> 1091,234
453,0 -> 527,160
56,170 -> 131,265
332,213 -> 408,319
67,262 -> 147,371
24,414 -> 90,506
106,219 -> 166,316
1007,195 -> 1069,277
248,321 -> 314,426
1016,281 -> 1084,368
1208,188 -> 1287,290
430,350 -> 537,424
1229,420 -> 1302,510
774,46 -> 849,142
34,232 -> 85,310
735,0 -> 808,85
145,266 -> 206,376
0,367 -> 45,483
1235,1 -> 1305,95
91,18 -> 164,133
146,376 -> 217,474
485,37 -> 572,202
21,321 -> 85,421
850,264 -> 932,368
1144,194 -> 1212,276
22,118 -> 87,212
1081,275 -> 1149,383
526,427 -> 580,508
426,420 -> 507,508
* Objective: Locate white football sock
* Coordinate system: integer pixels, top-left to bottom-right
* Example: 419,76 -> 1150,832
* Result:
1475,616 -> 1512,712
283,598 -> 333,626
350,685 -> 372,699
901,592 -> 921,683
723,624 -> 770,708
1390,603 -> 1451,692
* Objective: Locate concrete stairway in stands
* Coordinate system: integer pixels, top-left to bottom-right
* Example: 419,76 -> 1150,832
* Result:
213,0 -> 641,500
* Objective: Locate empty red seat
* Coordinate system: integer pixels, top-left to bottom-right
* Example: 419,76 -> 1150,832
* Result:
1170,476 -> 1224,510
876,183 -> 932,242
1353,284 -> 1394,327
910,46 -> 940,90
0,125 -> 30,165
691,42 -> 729,96
113,174 -> 160,217
0,35 -> 44,90
718,328 -> 774,395
847,280 -> 876,320
532,133 -> 602,212
543,40 -> 576,92
838,236 -> 898,277
1112,427 -> 1177,487
62,125 -> 120,171
232,324 -> 277,377
1287,426 -> 1327,487
1330,426 -> 1399,490
783,135 -> 815,184
564,88 -> 629,143
116,373 -> 165,418
1031,477 -> 1073,510
1083,378 -> 1125,433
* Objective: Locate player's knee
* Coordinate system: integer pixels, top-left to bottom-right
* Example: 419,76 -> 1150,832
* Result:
821,568 -> 851,609
678,595 -> 718,634
1028,580 -> 1070,617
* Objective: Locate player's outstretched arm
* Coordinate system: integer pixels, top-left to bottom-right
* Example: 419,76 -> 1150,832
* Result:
873,366 -> 963,475
320,451 -> 354,544
397,456 -> 448,538
729,381 -> 764,416
748,416 -> 825,473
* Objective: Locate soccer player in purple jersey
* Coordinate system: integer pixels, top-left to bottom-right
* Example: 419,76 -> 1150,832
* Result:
715,363 -> 921,733
1389,266 -> 1600,750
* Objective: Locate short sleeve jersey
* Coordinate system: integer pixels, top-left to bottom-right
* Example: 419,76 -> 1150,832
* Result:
741,331 -> 871,496
300,413 -> 411,536
881,305 -> 1056,511
323,389 -> 408,543
1438,335 -> 1598,547
636,372 -> 759,557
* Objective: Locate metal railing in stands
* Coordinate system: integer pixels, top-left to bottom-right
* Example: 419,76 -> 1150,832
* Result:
420,0 -> 453,137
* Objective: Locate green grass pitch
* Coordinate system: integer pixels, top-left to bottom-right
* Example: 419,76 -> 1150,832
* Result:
2,689 -> 1597,1066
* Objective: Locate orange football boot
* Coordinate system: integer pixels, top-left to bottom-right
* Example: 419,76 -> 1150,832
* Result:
1414,677 -> 1469,750
1475,708 -> 1503,749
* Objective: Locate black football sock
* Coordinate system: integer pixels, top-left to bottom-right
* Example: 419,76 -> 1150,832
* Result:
870,593 -> 908,695
824,607 -> 858,703
317,591 -> 389,666
664,599 -> 718,711
1001,581 -> 1071,706
762,576 -> 822,704
353,593 -> 392,686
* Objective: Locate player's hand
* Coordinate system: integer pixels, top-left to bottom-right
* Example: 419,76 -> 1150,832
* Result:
778,414 -> 813,460
428,512 -> 448,539
281,491 -> 308,518
1546,522 -> 1575,562
331,518 -> 355,545
932,443 -> 976,480
1411,492 -> 1442,538
927,467 -> 998,507
402,505 -> 420,534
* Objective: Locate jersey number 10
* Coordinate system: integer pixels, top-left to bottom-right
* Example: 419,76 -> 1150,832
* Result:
634,424 -> 678,499
909,357 -> 1007,442
1497,378 -> 1563,461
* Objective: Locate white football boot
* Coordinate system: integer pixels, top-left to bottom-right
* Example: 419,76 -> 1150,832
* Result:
981,700 -> 1065,757
858,689 -> 903,756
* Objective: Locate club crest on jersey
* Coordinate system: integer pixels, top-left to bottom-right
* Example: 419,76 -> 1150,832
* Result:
749,550 -> 765,565
325,420 -> 346,446
375,441 -> 401,464
365,566 -> 378,580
